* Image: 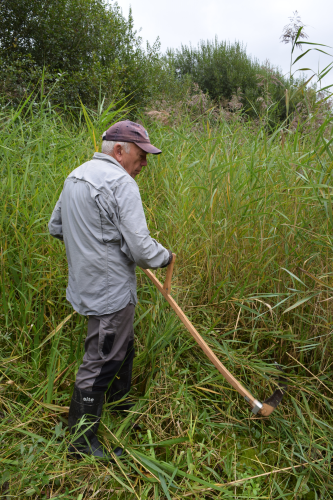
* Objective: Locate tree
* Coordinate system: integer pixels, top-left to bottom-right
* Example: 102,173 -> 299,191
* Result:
167,37 -> 291,121
0,0 -> 139,70
0,0 -> 158,108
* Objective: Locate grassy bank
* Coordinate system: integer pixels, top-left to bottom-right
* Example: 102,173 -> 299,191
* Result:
1,97 -> 333,499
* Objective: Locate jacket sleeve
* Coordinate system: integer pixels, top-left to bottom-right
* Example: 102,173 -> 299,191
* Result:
48,192 -> 64,241
114,181 -> 170,269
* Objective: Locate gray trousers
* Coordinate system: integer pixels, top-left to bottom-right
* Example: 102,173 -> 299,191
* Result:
75,303 -> 135,396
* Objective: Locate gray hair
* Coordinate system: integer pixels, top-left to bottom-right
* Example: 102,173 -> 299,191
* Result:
101,133 -> 131,155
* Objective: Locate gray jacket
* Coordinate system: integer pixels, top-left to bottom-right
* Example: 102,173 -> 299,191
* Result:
48,152 -> 169,315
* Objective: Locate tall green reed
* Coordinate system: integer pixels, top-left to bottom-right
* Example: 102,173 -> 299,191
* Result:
1,93 -> 333,498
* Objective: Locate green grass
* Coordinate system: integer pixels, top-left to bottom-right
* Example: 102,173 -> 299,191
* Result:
1,95 -> 333,499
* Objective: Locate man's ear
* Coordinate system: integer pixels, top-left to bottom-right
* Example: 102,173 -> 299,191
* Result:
113,143 -> 123,162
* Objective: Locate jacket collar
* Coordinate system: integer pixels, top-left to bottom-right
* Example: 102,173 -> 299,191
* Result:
92,152 -> 128,174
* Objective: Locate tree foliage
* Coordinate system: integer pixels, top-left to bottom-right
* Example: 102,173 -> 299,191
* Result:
0,0 -> 183,108
167,38 -> 292,120
168,39 -> 259,101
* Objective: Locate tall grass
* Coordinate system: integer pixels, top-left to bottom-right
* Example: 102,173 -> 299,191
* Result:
1,95 -> 333,499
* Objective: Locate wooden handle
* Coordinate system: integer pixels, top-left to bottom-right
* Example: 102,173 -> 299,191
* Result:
163,253 -> 176,294
141,266 -> 258,409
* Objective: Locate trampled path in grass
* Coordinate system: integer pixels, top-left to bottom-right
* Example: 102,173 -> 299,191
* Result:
1,98 -> 333,499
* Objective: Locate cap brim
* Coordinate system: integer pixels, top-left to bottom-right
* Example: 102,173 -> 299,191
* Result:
135,142 -> 162,155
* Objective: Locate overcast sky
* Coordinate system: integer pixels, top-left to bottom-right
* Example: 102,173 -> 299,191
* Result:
116,0 -> 332,91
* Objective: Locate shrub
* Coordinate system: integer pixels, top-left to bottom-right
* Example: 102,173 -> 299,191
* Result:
167,38 -> 302,122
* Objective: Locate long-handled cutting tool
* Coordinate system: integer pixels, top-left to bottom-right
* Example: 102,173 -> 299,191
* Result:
141,254 -> 286,416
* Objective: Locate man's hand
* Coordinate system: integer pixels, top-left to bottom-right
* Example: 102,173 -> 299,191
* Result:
160,250 -> 173,268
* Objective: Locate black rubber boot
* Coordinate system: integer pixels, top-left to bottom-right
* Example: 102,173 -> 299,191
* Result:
67,385 -> 122,460
106,340 -> 135,412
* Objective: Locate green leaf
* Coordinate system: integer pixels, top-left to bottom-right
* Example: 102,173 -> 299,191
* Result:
131,437 -> 190,448
283,295 -> 316,314
158,473 -> 172,500
281,268 -> 307,288
292,49 -> 312,65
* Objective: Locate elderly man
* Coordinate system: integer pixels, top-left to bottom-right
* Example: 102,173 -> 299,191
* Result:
48,120 -> 172,460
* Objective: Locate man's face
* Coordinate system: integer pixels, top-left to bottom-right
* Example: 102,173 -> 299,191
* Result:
111,143 -> 148,178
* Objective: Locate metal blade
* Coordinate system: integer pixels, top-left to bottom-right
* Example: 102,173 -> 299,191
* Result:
259,364 -> 287,417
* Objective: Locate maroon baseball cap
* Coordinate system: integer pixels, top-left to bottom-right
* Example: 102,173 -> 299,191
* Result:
102,120 -> 161,154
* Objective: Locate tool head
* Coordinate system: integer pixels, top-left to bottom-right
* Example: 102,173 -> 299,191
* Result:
259,364 -> 287,416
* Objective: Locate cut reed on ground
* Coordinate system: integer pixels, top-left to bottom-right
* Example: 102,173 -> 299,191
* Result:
1,97 -> 333,499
